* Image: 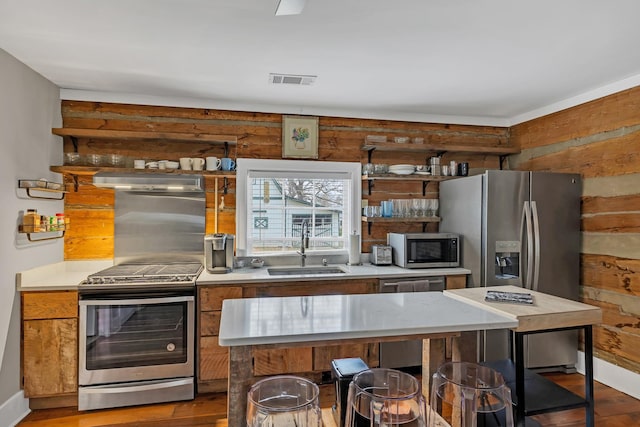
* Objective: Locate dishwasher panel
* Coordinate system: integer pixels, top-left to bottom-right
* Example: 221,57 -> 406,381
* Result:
379,276 -> 445,369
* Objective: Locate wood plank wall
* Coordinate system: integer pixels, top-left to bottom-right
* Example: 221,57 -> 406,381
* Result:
510,85 -> 640,375
59,100 -> 508,258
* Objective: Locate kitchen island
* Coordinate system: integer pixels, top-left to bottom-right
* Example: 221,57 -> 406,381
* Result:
219,291 -> 518,427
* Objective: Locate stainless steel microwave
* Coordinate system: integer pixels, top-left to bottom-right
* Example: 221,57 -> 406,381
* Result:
388,232 -> 460,268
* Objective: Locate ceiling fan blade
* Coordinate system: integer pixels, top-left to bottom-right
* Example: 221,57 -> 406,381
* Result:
275,0 -> 307,16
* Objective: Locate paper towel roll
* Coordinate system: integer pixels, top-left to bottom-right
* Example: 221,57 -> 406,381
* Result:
349,233 -> 361,265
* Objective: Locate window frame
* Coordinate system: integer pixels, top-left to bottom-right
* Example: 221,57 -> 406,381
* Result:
236,158 -> 362,257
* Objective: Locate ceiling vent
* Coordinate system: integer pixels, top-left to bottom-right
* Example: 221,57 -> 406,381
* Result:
269,73 -> 316,86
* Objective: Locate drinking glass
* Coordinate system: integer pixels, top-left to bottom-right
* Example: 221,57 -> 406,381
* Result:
247,375 -> 321,427
345,368 -> 427,427
412,199 -> 422,217
420,199 -> 429,217
431,200 -> 439,217
428,362 -> 513,427
381,201 -> 393,218
391,199 -> 402,218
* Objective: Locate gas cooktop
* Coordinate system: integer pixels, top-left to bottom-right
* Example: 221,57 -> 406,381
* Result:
82,262 -> 203,288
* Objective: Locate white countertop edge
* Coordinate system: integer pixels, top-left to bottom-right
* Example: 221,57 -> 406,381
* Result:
218,319 -> 518,347
197,265 -> 471,285
17,260 -> 114,290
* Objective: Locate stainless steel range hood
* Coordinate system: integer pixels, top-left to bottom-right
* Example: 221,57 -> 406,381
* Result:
93,172 -> 204,192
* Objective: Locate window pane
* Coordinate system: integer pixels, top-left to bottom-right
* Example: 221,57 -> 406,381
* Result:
249,177 -> 347,254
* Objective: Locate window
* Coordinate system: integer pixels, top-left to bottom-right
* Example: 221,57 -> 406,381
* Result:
236,159 -> 362,257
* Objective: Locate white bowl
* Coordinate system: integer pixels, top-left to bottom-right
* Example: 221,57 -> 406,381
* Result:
165,161 -> 180,169
251,258 -> 265,268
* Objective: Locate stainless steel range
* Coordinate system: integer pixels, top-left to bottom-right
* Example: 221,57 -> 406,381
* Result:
78,174 -> 205,411
83,262 -> 203,289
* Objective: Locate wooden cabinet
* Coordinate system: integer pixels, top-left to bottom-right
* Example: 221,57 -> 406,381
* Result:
21,291 -> 78,398
196,274 -> 466,390
198,286 -> 242,391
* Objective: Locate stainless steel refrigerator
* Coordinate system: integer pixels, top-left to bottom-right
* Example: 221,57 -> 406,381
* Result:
439,170 -> 581,371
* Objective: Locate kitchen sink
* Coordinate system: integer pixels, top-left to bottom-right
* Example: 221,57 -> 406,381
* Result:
267,266 -> 347,276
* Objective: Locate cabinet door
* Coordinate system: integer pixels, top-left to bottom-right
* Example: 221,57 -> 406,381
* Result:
445,275 -> 467,289
23,319 -> 77,397
198,286 -> 243,383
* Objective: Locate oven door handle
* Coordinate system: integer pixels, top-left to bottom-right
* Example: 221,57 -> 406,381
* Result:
79,295 -> 194,306
80,378 -> 193,394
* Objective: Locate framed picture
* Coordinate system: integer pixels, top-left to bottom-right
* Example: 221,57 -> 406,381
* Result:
282,115 -> 319,159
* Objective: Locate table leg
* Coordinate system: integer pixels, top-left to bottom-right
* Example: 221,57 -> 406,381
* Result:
228,345 -> 253,427
584,325 -> 594,427
422,337 -> 445,405
514,332 -> 526,427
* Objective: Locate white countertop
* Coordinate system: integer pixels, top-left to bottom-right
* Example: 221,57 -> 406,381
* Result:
16,260 -> 469,291
196,264 -> 470,285
218,292 -> 517,347
16,260 -> 114,291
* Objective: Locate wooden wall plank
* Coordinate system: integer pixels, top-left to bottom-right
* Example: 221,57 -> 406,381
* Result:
59,100 -> 509,262
582,255 -> 640,297
512,86 -> 640,374
510,86 -> 640,150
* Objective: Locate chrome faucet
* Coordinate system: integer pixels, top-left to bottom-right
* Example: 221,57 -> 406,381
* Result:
297,220 -> 310,267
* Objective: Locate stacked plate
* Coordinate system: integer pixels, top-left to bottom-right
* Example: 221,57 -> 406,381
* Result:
389,164 -> 415,175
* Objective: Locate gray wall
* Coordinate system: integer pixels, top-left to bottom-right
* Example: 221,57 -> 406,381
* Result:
0,48 -> 61,410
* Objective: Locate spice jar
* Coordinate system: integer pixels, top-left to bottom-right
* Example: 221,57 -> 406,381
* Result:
56,213 -> 65,230
23,209 -> 39,233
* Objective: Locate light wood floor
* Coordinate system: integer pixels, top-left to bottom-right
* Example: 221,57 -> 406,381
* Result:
17,373 -> 640,426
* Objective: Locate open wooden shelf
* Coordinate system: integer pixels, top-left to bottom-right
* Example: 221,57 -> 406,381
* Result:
50,165 -> 236,178
362,141 -> 519,156
52,128 -> 238,144
361,174 -> 455,182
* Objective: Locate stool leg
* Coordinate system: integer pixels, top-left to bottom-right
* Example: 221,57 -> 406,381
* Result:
515,332 -> 526,427
584,325 -> 595,427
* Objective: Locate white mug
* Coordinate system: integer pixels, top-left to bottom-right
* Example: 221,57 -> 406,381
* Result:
206,156 -> 221,171
134,159 -> 145,169
179,157 -> 192,170
192,158 -> 205,171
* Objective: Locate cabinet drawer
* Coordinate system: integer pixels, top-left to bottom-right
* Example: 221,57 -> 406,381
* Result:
22,291 -> 78,320
253,348 -> 313,376
200,311 -> 222,336
200,286 -> 242,311
199,336 -> 229,381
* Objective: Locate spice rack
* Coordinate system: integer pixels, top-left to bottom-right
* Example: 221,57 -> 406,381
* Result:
18,225 -> 67,242
18,179 -> 67,200
17,179 -> 69,241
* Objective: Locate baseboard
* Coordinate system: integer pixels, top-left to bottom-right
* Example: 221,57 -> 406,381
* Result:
577,351 -> 640,399
0,390 -> 30,427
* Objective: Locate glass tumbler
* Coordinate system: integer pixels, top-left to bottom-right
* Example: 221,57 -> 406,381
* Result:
247,375 -> 321,427
345,368 -> 427,427
428,362 -> 514,427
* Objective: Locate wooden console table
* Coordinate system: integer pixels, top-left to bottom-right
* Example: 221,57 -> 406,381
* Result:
444,285 -> 602,427
218,292 -> 517,427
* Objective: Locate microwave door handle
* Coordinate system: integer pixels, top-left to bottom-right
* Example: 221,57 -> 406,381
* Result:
531,201 -> 541,292
520,201 -> 534,289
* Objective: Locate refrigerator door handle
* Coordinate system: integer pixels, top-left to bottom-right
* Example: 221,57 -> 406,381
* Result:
531,200 -> 541,291
520,201 -> 534,289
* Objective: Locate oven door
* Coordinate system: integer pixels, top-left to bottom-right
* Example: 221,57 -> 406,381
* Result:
79,291 -> 194,386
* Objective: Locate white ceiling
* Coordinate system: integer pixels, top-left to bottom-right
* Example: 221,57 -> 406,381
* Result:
2,0 -> 640,126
